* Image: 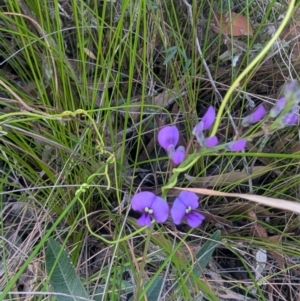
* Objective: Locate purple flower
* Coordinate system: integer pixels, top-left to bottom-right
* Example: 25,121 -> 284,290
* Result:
280,112 -> 298,127
193,106 -> 216,134
158,126 -> 179,151
284,80 -> 300,96
203,136 -> 218,148
158,126 -> 185,165
269,103 -> 299,130
193,106 -> 218,148
242,105 -> 266,126
193,129 -> 218,148
171,191 -> 205,228
172,146 -> 185,165
283,80 -> 300,106
270,97 -> 285,118
192,126 -> 205,144
201,106 -> 216,130
131,192 -> 169,226
279,104 -> 298,126
226,138 -> 247,152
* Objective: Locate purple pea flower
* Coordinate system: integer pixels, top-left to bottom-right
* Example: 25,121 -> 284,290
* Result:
226,138 -> 247,152
171,191 -> 205,228
203,136 -> 218,148
172,146 -> 185,165
158,126 -> 185,165
131,192 -> 169,226
242,105 -> 266,126
192,126 -> 205,144
279,104 -> 298,127
283,81 -> 300,109
284,80 -> 300,99
193,130 -> 218,148
270,97 -> 285,118
201,106 -> 216,130
193,106 -> 218,148
193,106 -> 216,133
158,126 -> 179,151
280,112 -> 298,127
269,102 -> 299,130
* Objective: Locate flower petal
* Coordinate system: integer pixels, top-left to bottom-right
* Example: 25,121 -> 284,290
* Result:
291,104 -> 299,114
172,146 -> 185,165
226,139 -> 247,152
270,97 -> 285,118
151,196 -> 169,223
284,81 -> 300,107
186,211 -> 205,228
171,198 -> 187,224
131,191 -> 155,212
242,105 -> 266,126
158,126 -> 179,150
284,80 -> 300,95
167,144 -> 176,159
192,121 -> 204,135
177,191 -> 199,209
201,106 -> 216,130
193,126 -> 205,146
203,136 -> 218,148
280,113 -> 298,127
137,213 -> 152,226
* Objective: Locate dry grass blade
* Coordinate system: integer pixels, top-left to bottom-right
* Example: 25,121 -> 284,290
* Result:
175,187 -> 300,214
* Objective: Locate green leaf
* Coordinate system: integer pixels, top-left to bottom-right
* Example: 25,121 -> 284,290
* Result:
163,49 -> 177,65
145,276 -> 163,301
128,276 -> 163,301
162,46 -> 177,53
46,238 -> 90,301
192,230 -> 221,278
182,59 -> 191,73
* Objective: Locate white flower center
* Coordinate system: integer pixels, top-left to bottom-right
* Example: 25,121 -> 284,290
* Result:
185,206 -> 192,214
145,207 -> 153,214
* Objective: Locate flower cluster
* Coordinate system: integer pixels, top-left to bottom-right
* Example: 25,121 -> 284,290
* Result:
158,106 -> 249,157
131,81 -> 300,228
268,81 -> 300,130
131,190 -> 204,228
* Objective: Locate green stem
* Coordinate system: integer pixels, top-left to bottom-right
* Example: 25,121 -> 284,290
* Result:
210,1 -> 295,136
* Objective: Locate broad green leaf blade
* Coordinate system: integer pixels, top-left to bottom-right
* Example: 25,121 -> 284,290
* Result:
163,49 -> 177,65
128,276 -> 163,301
146,276 -> 163,301
193,230 -> 221,277
46,238 -> 90,301
162,45 -> 177,53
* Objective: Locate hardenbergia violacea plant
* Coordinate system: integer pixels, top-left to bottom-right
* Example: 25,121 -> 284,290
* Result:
131,80 -> 300,228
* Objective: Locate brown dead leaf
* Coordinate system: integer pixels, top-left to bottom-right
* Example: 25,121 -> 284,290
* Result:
247,210 -> 268,238
212,11 -> 253,37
